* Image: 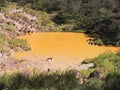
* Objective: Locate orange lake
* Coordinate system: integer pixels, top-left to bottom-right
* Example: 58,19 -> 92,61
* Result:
12,32 -> 120,69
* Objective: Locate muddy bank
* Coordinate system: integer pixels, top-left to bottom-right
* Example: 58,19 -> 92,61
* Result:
0,56 -> 56,75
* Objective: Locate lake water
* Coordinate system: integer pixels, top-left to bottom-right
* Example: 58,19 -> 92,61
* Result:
12,32 -> 119,69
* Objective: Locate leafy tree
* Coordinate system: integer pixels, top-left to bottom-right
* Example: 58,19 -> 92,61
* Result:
0,0 -> 6,7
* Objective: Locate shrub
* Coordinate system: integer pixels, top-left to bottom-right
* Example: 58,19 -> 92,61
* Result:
82,51 -> 120,77
2,71 -> 80,90
0,0 -> 6,7
0,34 -> 6,44
104,71 -> 120,90
1,22 -> 16,32
0,75 -> 6,90
81,78 -> 103,90
8,37 -> 31,51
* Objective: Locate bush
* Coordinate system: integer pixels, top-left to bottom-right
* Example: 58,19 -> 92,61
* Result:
0,71 -> 80,90
81,79 -> 103,90
2,22 -> 16,32
0,75 -> 6,90
82,51 -> 120,77
104,71 -> 120,90
0,33 -> 6,44
61,24 -> 74,32
0,0 -> 7,7
8,37 -> 31,51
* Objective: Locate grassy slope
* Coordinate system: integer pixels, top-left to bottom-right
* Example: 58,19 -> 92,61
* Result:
81,51 -> 120,77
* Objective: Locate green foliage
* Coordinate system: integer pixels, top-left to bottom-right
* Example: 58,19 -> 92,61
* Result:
80,52 -> 120,90
31,0 -> 64,13
2,22 -> 16,32
8,38 -> 31,51
0,34 -> 8,52
0,0 -> 7,7
0,71 -> 79,90
93,52 -> 119,68
0,46 -> 7,53
81,69 -> 95,77
83,52 -> 120,76
0,75 -> 7,89
74,30 -> 86,33
0,33 -> 6,44
104,71 -> 120,90
0,70 -> 119,90
81,79 -> 103,90
53,12 -> 71,25
0,32 -> 30,53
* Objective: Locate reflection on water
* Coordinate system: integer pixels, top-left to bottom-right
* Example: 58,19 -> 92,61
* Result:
12,32 -> 119,69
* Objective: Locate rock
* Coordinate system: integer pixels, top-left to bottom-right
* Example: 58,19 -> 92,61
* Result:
9,8 -> 23,14
81,61 -> 88,64
23,12 -> 37,20
0,52 -> 2,58
71,69 -> 83,78
78,63 -> 95,70
2,53 -> 8,60
88,70 -> 101,79
0,52 -> 8,60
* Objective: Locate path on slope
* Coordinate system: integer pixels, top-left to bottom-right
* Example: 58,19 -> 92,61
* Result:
12,32 -> 119,70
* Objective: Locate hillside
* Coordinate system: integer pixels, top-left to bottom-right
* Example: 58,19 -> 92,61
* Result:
0,3 -> 57,58
8,0 -> 119,46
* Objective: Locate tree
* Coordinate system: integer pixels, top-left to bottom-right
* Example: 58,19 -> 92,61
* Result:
0,0 -> 6,7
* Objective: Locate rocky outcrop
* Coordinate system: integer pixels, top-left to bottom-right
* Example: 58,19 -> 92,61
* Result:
0,7 -> 49,36
0,7 -> 51,57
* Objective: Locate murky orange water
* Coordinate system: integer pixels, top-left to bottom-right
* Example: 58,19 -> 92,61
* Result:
12,32 -> 119,69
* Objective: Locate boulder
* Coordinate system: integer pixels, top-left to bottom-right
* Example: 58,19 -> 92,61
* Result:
0,52 -> 8,61
78,63 -> 95,70
88,70 -> 101,79
71,69 -> 83,78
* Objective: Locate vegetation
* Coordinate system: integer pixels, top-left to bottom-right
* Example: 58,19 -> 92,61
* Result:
0,33 -> 8,53
6,0 -> 120,46
8,37 -> 31,51
104,71 -> 120,90
0,71 -> 80,90
0,0 -> 6,8
0,33 -> 30,53
82,51 -> 120,77
1,22 -> 16,32
0,68 -> 119,90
